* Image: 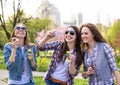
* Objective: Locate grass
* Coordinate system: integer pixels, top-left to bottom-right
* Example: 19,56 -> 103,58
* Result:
3,77 -> 88,85
0,57 -> 6,69
34,76 -> 88,85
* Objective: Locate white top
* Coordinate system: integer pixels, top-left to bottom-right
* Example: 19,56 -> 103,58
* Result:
51,49 -> 74,82
51,61 -> 69,82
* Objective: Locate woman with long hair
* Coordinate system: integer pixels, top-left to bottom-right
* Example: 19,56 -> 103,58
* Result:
79,23 -> 120,85
4,23 -> 37,85
37,25 -> 83,85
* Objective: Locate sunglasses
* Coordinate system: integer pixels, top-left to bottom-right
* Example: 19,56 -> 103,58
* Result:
65,30 -> 75,35
15,26 -> 26,30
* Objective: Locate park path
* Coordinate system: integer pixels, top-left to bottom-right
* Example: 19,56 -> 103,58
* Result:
0,70 -> 82,85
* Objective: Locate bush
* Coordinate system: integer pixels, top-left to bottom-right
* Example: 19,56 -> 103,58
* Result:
115,56 -> 120,71
36,57 -> 50,72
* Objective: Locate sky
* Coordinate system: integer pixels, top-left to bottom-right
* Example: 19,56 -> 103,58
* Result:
3,0 -> 120,26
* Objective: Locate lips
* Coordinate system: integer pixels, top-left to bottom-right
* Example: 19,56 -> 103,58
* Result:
66,36 -> 73,40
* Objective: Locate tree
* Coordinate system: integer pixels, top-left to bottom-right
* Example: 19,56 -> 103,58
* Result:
0,29 -> 8,49
0,0 -> 32,40
107,19 -> 120,49
26,17 -> 52,43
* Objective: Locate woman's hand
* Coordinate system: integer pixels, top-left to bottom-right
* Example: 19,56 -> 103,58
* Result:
68,54 -> 75,63
69,54 -> 76,74
82,66 -> 95,78
45,30 -> 56,40
12,37 -> 19,48
38,30 -> 56,47
86,66 -> 95,75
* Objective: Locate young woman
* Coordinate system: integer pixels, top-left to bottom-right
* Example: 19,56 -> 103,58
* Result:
4,23 -> 37,85
37,26 -> 83,85
79,23 -> 120,85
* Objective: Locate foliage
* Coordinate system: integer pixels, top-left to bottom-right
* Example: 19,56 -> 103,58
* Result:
115,56 -> 120,71
107,20 -> 120,48
95,23 -> 108,39
0,0 -> 29,39
26,17 -> 52,43
0,30 -> 9,49
0,56 -> 6,69
36,57 -> 50,72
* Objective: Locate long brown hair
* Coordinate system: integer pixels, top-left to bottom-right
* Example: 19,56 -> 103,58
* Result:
79,23 -> 106,50
10,23 -> 30,46
59,25 -> 83,67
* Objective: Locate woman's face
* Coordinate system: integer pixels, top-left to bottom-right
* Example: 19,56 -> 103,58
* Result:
65,27 -> 76,43
14,24 -> 26,38
81,27 -> 94,43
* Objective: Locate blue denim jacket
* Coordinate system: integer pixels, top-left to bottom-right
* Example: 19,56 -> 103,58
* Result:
4,43 -> 37,81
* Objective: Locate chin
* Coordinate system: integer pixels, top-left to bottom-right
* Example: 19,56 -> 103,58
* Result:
83,41 -> 88,43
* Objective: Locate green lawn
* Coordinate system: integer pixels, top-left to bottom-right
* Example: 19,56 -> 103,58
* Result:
3,77 -> 88,85
34,76 -> 88,85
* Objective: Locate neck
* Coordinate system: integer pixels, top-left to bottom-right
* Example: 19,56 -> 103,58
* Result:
18,38 -> 24,47
88,41 -> 96,49
67,42 -> 75,50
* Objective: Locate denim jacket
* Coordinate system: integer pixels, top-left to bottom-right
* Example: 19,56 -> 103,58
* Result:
4,43 -> 37,81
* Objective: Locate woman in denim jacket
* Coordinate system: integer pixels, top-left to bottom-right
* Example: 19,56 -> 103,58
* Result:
4,23 -> 37,85
37,26 -> 83,85
79,23 -> 120,85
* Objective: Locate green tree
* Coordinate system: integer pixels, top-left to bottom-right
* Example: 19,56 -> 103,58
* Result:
107,20 -> 120,49
0,0 -> 32,40
26,17 -> 52,43
0,30 -> 8,49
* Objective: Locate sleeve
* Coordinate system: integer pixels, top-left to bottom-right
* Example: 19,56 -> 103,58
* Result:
70,63 -> 80,77
103,43 -> 118,71
37,41 -> 62,51
30,46 -> 37,71
3,44 -> 16,70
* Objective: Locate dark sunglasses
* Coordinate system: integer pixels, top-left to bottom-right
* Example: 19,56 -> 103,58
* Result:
15,26 -> 26,30
65,30 -> 75,35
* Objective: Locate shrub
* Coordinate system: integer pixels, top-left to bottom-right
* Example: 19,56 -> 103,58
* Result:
36,57 -> 50,72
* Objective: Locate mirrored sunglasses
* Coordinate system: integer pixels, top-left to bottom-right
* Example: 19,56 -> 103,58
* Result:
65,30 -> 75,35
15,26 -> 26,30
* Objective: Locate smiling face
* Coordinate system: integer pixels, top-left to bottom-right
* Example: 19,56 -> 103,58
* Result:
65,27 -> 76,43
81,27 -> 94,44
14,23 -> 26,38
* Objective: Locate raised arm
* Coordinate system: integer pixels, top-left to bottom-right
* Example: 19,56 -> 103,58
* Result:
38,30 -> 56,47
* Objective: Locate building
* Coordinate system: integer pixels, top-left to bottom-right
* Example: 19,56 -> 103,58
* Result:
62,13 -> 83,27
35,0 -> 61,26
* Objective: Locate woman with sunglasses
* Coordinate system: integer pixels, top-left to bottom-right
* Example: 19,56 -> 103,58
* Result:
4,23 -> 37,85
79,23 -> 120,85
37,25 -> 83,85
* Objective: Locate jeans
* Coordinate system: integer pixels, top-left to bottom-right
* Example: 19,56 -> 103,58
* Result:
46,79 -> 63,85
8,82 -> 35,85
